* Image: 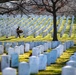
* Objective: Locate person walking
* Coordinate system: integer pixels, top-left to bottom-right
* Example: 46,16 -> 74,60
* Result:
16,26 -> 21,38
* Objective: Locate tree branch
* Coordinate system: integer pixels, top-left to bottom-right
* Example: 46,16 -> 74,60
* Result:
51,0 -> 54,3
56,6 -> 61,11
0,7 -> 18,15
42,0 -> 53,13
0,0 -> 19,3
55,0 -> 60,4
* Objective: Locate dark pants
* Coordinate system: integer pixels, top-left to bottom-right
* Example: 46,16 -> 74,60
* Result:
17,32 -> 20,38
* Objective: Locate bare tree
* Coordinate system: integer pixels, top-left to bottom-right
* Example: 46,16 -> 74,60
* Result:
28,0 -> 68,41
66,0 -> 76,17
0,0 -> 30,15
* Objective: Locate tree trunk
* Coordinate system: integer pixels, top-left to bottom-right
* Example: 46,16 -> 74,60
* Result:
52,3 -> 58,41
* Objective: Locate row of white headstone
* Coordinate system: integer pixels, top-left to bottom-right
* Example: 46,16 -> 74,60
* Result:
7,41 -> 61,57
23,16 -> 40,37
35,18 -> 51,35
0,14 -> 52,19
35,17 -> 52,37
1,40 -> 74,75
1,15 -> 74,38
60,16 -> 69,37
43,16 -> 60,37
62,47 -> 76,75
1,53 -> 19,70
32,41 -> 74,65
69,16 -> 74,37
51,16 -> 66,37
0,41 -> 61,55
57,16 -> 65,31
20,17 -> 51,37
8,43 -> 30,55
45,40 -> 74,65
0,15 -> 53,37
0,40 -> 73,55
0,43 -> 30,55
34,17 -> 51,37
32,41 -> 61,56
4,41 -> 46,50
1,54 -> 47,75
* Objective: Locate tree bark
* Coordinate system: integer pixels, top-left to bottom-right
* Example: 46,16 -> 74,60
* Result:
52,3 -> 58,41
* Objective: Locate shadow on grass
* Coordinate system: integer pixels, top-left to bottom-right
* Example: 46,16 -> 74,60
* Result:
0,38 -> 11,41
0,37 -> 16,41
31,74 -> 61,75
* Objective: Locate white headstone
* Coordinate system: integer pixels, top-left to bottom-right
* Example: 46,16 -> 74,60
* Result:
37,45 -> 44,53
19,62 -> 30,75
0,30 -> 2,37
6,29 -> 11,37
38,54 -> 47,70
70,41 -> 74,47
24,43 -> 30,52
44,52 -> 50,65
14,46 -> 20,55
73,53 -> 76,56
66,60 -> 76,67
11,53 -> 19,67
8,47 -> 15,59
48,50 -> 58,63
32,47 -> 41,56
2,67 -> 16,75
19,45 -> 24,54
44,43 -> 48,51
0,45 -> 4,54
11,26 -> 18,37
12,42 -> 18,48
51,41 -> 61,49
1,55 -> 10,71
62,66 -> 76,75
30,42 -> 34,49
66,41 -> 71,49
47,42 -> 51,49
5,43 -> 11,52
29,56 -> 39,73
18,41 -> 24,46
70,55 -> 76,61
55,44 -> 64,57
62,43 -> 66,51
